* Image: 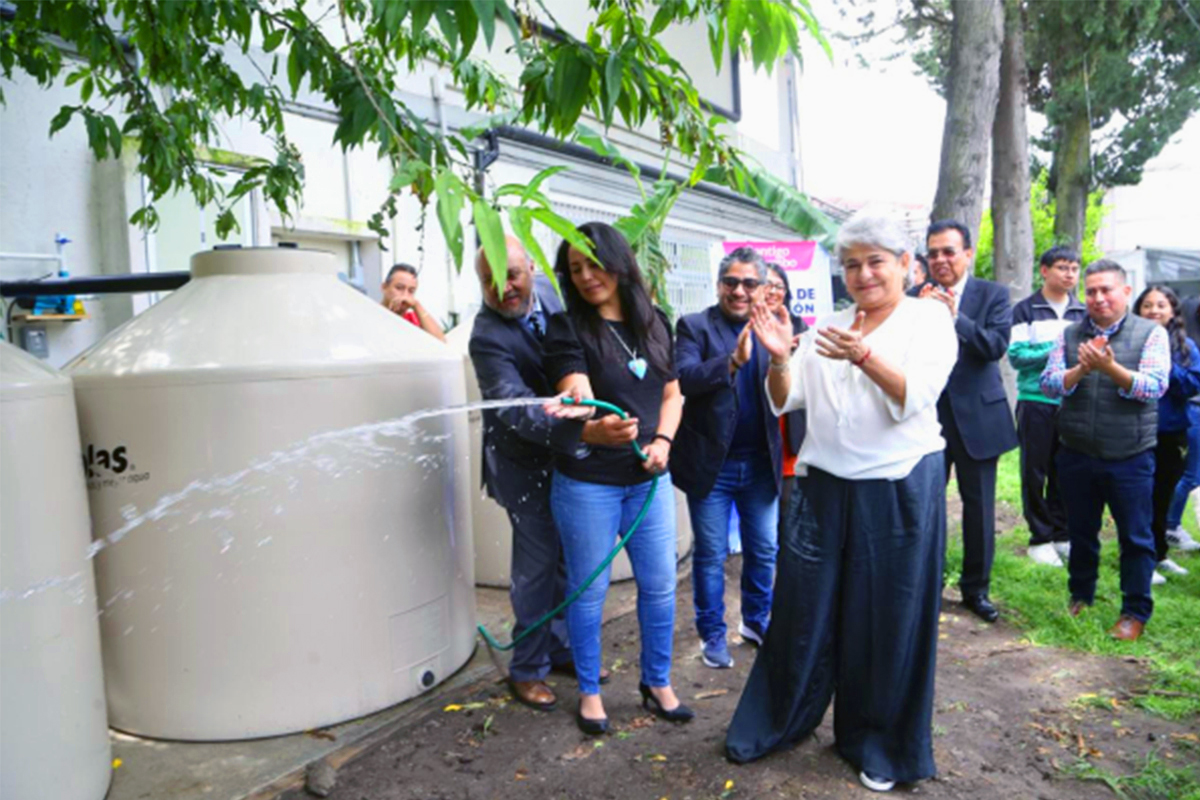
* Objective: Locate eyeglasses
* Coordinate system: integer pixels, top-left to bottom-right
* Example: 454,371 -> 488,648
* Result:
927,247 -> 960,260
764,283 -> 786,295
720,277 -> 762,291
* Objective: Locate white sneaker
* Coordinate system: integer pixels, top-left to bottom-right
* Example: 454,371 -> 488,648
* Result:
1159,558 -> 1190,576
1166,527 -> 1200,552
1053,541 -> 1071,560
1152,570 -> 1167,586
859,771 -> 895,792
1028,543 -> 1064,567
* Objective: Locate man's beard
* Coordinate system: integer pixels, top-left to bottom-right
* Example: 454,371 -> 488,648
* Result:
492,294 -> 532,320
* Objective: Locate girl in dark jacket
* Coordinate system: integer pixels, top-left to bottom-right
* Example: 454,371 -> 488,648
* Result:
1135,285 -> 1200,583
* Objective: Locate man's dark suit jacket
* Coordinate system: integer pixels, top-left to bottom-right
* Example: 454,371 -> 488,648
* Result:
671,305 -> 800,498
909,277 -> 1018,460
468,278 -> 582,512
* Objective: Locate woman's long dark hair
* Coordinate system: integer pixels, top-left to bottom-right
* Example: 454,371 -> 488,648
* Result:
554,222 -> 672,377
1136,284 -> 1191,366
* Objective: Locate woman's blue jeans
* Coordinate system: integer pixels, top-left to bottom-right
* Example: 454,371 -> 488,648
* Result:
551,470 -> 677,696
1166,423 -> 1200,529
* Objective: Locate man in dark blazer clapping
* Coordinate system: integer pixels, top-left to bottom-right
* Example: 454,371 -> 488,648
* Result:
468,237 -> 589,710
911,220 -> 1019,622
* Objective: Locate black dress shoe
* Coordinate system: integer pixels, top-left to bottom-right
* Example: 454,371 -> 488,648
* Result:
962,593 -> 1000,623
575,702 -> 609,736
639,683 -> 695,723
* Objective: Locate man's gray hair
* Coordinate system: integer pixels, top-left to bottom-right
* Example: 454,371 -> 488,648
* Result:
1084,258 -> 1126,282
835,212 -> 912,261
718,246 -> 767,281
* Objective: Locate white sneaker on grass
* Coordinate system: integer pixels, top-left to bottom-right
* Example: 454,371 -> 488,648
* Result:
1028,543 -> 1064,567
1159,558 -> 1190,576
1053,541 -> 1071,560
1166,527 -> 1200,552
1151,570 -> 1167,586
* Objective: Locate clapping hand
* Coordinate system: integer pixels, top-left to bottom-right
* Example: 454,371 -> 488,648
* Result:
750,302 -> 793,365
1077,335 -> 1113,374
815,311 -> 868,362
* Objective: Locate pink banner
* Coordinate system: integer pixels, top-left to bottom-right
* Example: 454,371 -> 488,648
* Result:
723,241 -> 832,325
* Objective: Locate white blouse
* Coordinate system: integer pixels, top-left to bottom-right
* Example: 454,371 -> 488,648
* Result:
770,296 -> 958,481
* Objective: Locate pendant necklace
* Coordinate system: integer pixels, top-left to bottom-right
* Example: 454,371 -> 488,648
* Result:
606,322 -> 648,379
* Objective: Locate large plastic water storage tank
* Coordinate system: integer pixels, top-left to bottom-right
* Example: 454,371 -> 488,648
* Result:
1,341 -> 111,800
445,316 -> 692,588
66,247 -> 475,741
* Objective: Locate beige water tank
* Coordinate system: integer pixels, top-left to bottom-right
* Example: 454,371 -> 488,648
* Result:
445,316 -> 691,588
1,341 -> 111,799
65,247 -> 475,741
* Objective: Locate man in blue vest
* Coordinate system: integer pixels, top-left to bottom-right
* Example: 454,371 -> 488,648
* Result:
1007,246 -> 1088,567
911,220 -> 1018,623
673,246 -> 783,670
1041,260 -> 1169,642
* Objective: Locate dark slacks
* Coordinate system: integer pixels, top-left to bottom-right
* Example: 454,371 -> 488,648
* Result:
725,452 -> 944,784
506,496 -> 571,682
1056,446 -> 1156,623
939,403 -> 998,596
779,475 -> 797,542
1151,431 -> 1188,562
1016,400 -> 1069,545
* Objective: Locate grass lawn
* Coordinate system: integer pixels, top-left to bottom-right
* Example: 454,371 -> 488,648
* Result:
946,451 -> 1200,721
946,452 -> 1200,796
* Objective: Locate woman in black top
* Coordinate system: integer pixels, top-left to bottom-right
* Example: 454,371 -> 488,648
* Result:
543,222 -> 690,734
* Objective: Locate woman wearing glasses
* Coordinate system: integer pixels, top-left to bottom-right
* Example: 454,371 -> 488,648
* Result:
542,222 -> 691,735
763,263 -> 809,533
725,212 -> 957,793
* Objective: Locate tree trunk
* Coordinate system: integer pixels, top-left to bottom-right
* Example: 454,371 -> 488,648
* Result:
991,0 -> 1033,302
932,0 -> 1004,248
1053,105 -> 1091,252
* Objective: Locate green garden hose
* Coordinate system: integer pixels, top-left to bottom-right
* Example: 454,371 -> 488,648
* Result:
476,396 -> 659,655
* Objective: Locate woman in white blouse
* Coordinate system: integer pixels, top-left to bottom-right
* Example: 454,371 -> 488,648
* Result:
724,212 -> 958,793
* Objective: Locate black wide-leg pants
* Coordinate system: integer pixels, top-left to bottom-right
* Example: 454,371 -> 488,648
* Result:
725,452 -> 945,784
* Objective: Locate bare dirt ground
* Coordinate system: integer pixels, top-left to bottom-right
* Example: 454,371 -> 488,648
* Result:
284,557 -> 1199,800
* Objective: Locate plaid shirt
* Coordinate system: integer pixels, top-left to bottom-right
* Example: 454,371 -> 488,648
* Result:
1040,315 -> 1169,402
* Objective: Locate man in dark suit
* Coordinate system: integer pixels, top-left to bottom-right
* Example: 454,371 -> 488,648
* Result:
912,220 -> 1019,622
468,237 -> 589,710
673,247 -> 786,670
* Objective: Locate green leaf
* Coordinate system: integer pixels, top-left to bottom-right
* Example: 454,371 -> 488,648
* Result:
650,5 -> 674,36
286,44 -> 302,96
602,53 -> 623,124
435,169 -> 466,269
727,0 -> 749,57
470,0 -> 498,48
434,3 -> 459,50
551,48 -> 592,134
263,28 -> 286,53
48,105 -> 75,136
389,159 -> 429,192
574,124 -> 640,179
473,198 -> 508,291
530,207 -> 597,265
509,206 -> 559,295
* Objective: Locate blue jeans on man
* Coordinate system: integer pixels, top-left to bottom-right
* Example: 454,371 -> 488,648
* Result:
688,453 -> 778,646
1056,446 -> 1157,622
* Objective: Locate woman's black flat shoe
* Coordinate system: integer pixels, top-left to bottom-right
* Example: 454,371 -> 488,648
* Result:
575,702 -> 609,736
639,683 -> 695,723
